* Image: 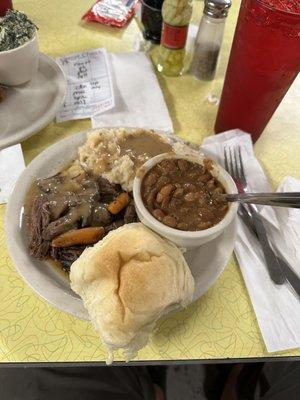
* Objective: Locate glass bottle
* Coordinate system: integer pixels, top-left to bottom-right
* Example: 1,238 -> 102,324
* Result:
157,0 -> 193,77
191,0 -> 231,81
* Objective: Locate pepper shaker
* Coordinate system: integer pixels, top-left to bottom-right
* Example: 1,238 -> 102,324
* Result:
191,0 -> 231,81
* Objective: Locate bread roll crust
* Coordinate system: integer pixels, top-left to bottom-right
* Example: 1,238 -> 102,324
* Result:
70,223 -> 194,363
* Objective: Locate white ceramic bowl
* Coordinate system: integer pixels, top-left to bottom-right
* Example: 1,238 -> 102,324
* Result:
0,32 -> 39,86
133,153 -> 238,248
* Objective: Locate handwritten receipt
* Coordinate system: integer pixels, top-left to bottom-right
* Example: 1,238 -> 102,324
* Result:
56,49 -> 115,122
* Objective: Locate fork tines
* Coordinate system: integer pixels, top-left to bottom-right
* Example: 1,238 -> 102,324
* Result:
224,145 -> 247,188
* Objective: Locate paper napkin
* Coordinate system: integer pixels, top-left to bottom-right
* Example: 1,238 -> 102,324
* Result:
92,52 -> 173,132
261,177 -> 300,282
201,130 -> 300,352
0,144 -> 25,204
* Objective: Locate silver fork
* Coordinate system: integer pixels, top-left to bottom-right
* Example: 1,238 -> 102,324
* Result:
224,146 -> 285,285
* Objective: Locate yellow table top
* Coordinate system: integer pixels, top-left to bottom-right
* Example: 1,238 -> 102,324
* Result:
0,0 -> 299,364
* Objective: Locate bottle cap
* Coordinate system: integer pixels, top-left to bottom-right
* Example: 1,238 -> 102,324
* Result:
204,0 -> 232,18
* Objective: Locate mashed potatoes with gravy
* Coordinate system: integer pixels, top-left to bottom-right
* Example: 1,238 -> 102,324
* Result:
78,128 -> 195,191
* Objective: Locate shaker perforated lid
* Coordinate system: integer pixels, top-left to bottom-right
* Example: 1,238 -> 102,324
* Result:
204,0 -> 232,18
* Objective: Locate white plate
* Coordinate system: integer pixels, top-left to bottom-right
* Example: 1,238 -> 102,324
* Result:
0,53 -> 66,150
5,130 -> 237,320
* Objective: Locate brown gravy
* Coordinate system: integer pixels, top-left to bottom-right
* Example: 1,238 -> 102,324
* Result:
24,162 -> 87,218
25,161 -> 138,273
24,182 -> 70,279
119,131 -> 173,168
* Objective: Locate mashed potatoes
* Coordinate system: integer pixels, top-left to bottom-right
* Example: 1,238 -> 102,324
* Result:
78,128 -> 195,191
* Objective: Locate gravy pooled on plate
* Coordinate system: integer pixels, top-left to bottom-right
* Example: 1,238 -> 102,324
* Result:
141,158 -> 228,231
25,162 -> 138,273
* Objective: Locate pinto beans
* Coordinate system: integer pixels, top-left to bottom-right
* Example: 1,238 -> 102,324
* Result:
141,158 -> 228,231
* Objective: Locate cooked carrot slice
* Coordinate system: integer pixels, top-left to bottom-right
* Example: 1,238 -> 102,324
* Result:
107,192 -> 131,215
51,227 -> 105,248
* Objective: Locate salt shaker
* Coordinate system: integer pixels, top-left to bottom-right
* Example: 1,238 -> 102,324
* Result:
191,0 -> 231,81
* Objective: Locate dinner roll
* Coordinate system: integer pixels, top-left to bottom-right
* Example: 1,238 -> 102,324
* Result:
70,223 -> 194,364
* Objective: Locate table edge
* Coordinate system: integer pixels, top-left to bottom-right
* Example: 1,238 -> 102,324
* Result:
1,355 -> 300,367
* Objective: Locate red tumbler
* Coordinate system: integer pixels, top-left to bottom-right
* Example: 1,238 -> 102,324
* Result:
214,0 -> 300,142
0,0 -> 13,17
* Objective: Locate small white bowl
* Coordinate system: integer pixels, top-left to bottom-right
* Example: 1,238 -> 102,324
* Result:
133,153 -> 238,249
0,32 -> 39,86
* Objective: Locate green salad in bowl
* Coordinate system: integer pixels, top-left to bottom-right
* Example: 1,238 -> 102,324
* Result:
0,10 -> 37,52
0,10 -> 39,85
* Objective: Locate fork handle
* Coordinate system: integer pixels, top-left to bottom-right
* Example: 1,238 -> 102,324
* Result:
225,192 -> 300,208
239,204 -> 300,296
249,206 -> 285,285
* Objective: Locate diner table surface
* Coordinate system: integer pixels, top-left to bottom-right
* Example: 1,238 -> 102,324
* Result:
0,0 -> 300,365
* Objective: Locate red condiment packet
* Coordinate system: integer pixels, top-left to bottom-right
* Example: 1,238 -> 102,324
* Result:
82,0 -> 139,28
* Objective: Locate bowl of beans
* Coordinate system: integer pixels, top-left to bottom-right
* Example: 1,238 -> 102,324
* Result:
133,153 -> 238,248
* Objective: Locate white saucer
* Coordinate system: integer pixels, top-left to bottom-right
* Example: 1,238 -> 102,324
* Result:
0,53 -> 66,150
5,129 -> 237,320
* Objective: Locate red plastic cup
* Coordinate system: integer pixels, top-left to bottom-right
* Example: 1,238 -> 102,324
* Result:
214,0 -> 300,142
0,0 -> 13,16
